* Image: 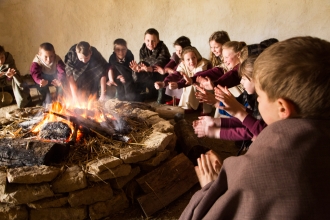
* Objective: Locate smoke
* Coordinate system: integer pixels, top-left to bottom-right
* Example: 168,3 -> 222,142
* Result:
19,115 -> 43,130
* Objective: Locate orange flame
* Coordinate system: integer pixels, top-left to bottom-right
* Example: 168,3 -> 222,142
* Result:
32,95 -> 111,142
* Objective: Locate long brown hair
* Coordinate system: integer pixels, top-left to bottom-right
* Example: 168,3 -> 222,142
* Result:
209,31 -> 230,67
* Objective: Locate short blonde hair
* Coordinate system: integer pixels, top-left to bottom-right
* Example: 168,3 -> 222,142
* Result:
253,36 -> 330,119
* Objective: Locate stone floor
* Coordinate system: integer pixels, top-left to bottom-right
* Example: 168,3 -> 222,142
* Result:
0,81 -> 239,219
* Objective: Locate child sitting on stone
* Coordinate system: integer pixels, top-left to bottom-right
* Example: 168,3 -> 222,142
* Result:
30,43 -> 66,105
0,45 -> 31,108
130,28 -> 171,103
108,38 -> 138,101
154,46 -> 212,114
180,36 -> 330,219
154,36 -> 191,106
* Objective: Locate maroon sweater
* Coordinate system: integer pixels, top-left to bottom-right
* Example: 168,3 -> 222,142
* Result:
165,52 -> 180,70
30,60 -> 66,84
220,114 -> 267,141
163,62 -> 213,89
191,64 -> 241,88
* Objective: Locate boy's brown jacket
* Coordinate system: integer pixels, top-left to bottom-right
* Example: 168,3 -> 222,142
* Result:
180,118 -> 330,220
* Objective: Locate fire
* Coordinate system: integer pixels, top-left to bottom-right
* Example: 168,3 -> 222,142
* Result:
31,95 -> 113,142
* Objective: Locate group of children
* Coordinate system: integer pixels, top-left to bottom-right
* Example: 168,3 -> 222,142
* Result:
180,36 -> 330,219
2,30 -> 330,218
0,28 -> 171,108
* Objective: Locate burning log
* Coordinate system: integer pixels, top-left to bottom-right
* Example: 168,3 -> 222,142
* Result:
0,138 -> 69,168
47,111 -> 131,143
39,121 -> 72,142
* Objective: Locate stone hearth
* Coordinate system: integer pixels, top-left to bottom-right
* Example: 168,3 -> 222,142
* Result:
0,100 -> 198,219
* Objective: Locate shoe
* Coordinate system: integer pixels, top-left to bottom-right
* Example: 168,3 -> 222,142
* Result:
166,98 -> 180,106
157,88 -> 166,104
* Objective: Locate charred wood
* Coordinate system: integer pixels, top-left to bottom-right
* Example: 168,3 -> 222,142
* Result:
47,111 -> 130,143
0,138 -> 69,168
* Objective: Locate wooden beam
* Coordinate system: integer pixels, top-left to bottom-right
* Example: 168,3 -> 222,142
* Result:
136,153 -> 198,217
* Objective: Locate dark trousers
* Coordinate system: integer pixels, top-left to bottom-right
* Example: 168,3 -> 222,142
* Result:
112,63 -> 139,101
115,76 -> 137,101
135,71 -> 167,103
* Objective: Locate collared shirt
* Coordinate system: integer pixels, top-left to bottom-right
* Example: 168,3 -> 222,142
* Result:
117,57 -> 125,63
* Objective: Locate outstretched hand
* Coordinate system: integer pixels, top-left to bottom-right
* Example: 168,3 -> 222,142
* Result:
40,79 -> 48,87
154,81 -> 165,90
196,76 -> 214,90
154,65 -> 165,74
140,63 -> 153,72
129,60 -> 140,72
5,68 -> 16,78
195,154 -> 221,188
195,84 -> 217,105
215,85 -> 246,119
180,71 -> 192,85
51,79 -> 62,87
107,80 -> 118,86
193,117 -> 220,138
117,75 -> 125,84
168,82 -> 178,90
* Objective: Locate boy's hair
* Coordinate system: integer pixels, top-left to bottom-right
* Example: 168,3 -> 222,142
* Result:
113,38 -> 127,48
76,41 -> 92,56
144,28 -> 159,39
39,42 -> 55,52
173,36 -> 191,49
209,31 -> 231,67
223,41 -> 247,53
253,36 -> 330,119
239,55 -> 258,81
181,46 -> 202,63
0,45 -> 5,55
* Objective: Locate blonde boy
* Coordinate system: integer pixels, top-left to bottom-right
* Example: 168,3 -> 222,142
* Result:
180,36 -> 330,219
30,43 -> 66,105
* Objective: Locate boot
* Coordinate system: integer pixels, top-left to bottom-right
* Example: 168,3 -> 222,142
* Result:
157,88 -> 166,104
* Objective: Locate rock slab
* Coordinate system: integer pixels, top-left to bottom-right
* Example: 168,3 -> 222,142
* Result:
7,165 -> 60,184
30,207 -> 87,220
68,183 -> 113,207
89,191 -> 129,220
0,183 -> 54,205
52,166 -> 87,193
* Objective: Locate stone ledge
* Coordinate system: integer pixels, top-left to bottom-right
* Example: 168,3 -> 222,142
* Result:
7,165 -> 60,184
